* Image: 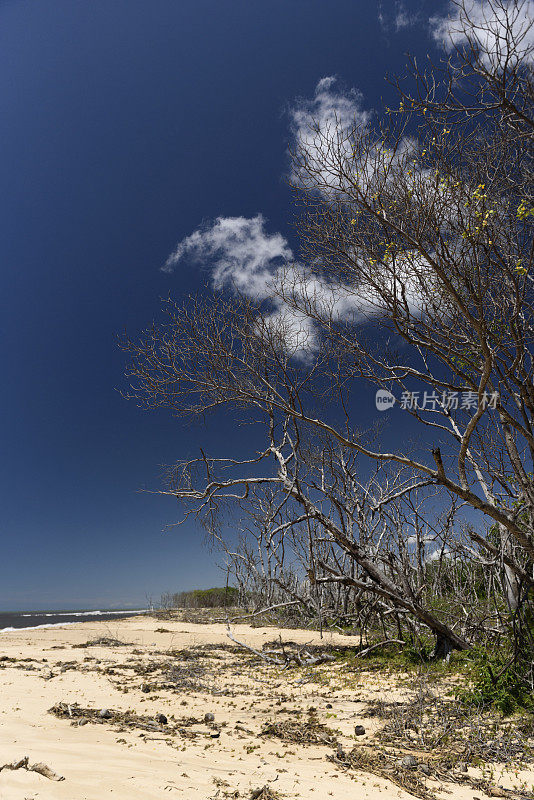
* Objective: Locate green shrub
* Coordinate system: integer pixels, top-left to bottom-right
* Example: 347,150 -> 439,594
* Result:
404,643 -> 433,664
164,586 -> 239,609
458,646 -> 533,715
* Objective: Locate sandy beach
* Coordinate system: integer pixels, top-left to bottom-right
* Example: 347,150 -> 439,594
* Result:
0,614 -> 532,800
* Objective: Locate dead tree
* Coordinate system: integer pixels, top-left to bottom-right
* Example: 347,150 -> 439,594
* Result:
285,0 -> 534,619
122,2 -> 534,656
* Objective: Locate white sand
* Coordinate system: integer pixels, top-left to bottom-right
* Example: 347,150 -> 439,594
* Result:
0,616 -> 530,799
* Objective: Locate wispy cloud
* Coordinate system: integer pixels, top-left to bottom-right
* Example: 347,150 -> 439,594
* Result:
288,76 -> 370,192
162,212 -> 430,357
431,0 -> 534,66
395,2 -> 418,30
162,215 -> 320,356
289,76 -> 369,144
378,1 -> 419,33
288,76 -> 423,204
162,214 -> 374,358
162,214 -> 292,299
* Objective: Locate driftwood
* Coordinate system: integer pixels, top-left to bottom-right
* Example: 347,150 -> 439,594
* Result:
225,625 -> 335,668
0,755 -> 64,781
225,624 -> 281,664
216,600 -> 300,624
354,639 -> 405,658
226,624 -> 404,667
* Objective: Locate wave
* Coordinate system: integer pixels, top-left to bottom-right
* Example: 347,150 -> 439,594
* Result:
0,622 -> 77,633
20,609 -> 147,619
0,609 -> 148,634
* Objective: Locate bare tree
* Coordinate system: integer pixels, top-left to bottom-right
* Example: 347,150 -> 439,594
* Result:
286,0 -> 534,612
122,1 -> 534,658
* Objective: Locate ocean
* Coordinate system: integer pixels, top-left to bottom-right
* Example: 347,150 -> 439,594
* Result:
0,609 -> 148,633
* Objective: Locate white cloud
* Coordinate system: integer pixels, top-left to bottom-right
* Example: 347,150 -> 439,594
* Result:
289,76 -> 370,193
395,10 -> 411,30
162,215 -> 325,358
431,0 -> 534,67
425,547 -> 451,563
163,212 -> 432,356
258,306 -> 318,355
162,214 -> 292,299
290,76 -> 369,142
378,7 -> 387,30
395,4 -> 417,30
289,77 -> 423,204
407,534 -> 435,545
162,83 -> 434,356
162,214 -> 382,358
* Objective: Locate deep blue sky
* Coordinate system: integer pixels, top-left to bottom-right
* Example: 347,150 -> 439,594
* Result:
0,0 -> 441,610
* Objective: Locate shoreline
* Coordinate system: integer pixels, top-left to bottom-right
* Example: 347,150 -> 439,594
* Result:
0,609 -> 148,634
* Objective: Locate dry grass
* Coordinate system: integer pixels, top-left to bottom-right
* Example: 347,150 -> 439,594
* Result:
260,707 -> 338,747
48,701 -> 216,741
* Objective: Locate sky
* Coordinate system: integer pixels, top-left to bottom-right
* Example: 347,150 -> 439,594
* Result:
0,0 -> 451,610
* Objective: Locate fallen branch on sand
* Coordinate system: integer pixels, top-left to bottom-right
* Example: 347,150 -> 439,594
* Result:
354,639 -> 405,658
225,624 -> 281,664
0,756 -> 64,781
332,744 -> 531,800
225,625 -> 335,668
216,601 -> 300,624
49,702 -> 214,741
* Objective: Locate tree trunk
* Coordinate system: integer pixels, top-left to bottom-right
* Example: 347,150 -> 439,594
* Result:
431,632 -> 453,661
501,526 -> 521,612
